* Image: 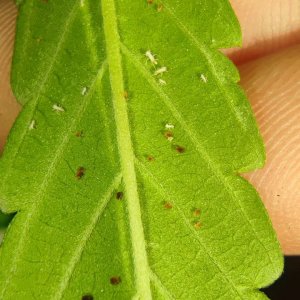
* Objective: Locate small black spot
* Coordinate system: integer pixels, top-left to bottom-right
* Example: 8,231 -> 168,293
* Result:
82,294 -> 93,300
116,192 -> 124,200
277,194 -> 281,197
110,276 -> 121,285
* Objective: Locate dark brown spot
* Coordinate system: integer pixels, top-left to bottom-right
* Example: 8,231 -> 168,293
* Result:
147,155 -> 155,162
110,276 -> 121,285
116,192 -> 124,200
82,294 -> 93,300
277,194 -> 281,197
147,0 -> 154,4
76,167 -> 85,179
193,221 -> 202,230
193,208 -> 201,217
163,201 -> 173,210
175,145 -> 185,153
75,130 -> 83,137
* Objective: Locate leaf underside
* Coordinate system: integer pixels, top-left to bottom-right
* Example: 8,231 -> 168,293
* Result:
0,0 -> 283,299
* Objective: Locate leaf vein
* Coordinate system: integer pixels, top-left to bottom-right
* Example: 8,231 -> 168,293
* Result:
149,269 -> 176,300
55,173 -> 123,300
135,158 -> 244,299
0,1 -> 80,191
162,1 -> 246,130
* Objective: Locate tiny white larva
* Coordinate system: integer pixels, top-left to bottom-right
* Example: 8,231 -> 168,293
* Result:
145,50 -> 158,65
52,104 -> 65,113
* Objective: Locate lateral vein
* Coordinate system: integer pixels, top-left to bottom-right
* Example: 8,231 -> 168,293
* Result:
135,159 -> 243,299
54,174 -> 123,300
0,2 -> 80,190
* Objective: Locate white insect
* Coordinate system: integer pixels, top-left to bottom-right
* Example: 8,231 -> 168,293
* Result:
165,123 -> 174,130
29,120 -> 36,130
154,66 -> 167,76
167,136 -> 174,142
158,79 -> 166,86
145,50 -> 158,65
81,86 -> 88,95
200,74 -> 207,83
52,104 -> 65,113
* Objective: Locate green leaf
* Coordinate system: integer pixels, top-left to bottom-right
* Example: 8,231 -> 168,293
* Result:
0,0 -> 283,299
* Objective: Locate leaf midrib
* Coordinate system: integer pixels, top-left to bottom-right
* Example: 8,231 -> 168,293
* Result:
101,0 -> 152,299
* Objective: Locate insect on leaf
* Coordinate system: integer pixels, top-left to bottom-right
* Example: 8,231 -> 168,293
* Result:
0,0 -> 283,299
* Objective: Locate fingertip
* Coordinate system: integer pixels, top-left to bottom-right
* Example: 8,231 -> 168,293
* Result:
0,0 -> 20,153
240,45 -> 300,255
226,0 -> 300,64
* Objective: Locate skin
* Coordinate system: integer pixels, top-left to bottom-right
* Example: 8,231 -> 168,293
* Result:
0,0 -> 299,254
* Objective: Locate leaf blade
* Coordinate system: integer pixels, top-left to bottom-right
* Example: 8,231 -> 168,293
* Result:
0,0 -> 283,299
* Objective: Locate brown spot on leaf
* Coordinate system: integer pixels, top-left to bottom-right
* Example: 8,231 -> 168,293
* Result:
116,192 -> 124,200
164,131 -> 173,141
193,221 -> 202,230
163,201 -> 173,210
110,276 -> 121,285
193,208 -> 201,217
75,130 -> 83,137
147,155 -> 155,162
147,0 -> 154,4
76,167 -> 85,179
175,145 -> 185,153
